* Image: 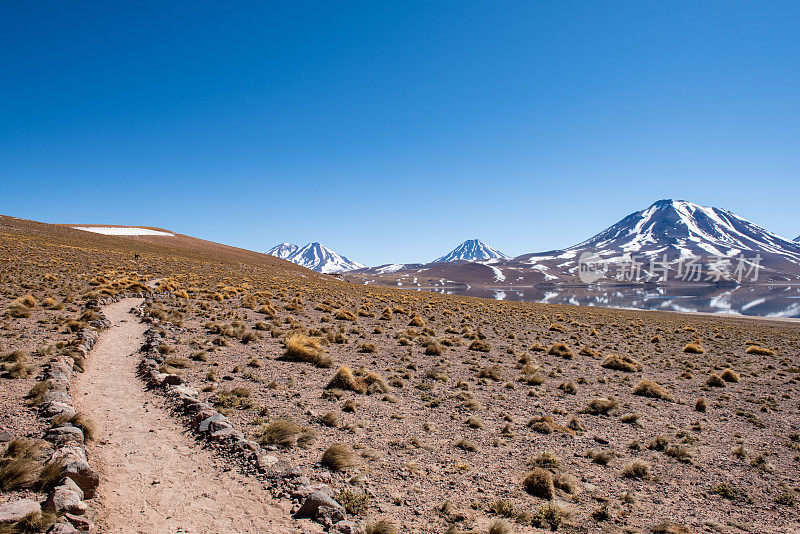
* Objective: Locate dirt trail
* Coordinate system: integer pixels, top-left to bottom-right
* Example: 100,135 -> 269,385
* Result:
73,298 -> 296,533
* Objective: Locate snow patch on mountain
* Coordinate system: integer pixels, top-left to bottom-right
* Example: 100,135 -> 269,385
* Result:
266,242 -> 300,260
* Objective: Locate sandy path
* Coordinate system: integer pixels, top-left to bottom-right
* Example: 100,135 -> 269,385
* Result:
73,298 -> 296,533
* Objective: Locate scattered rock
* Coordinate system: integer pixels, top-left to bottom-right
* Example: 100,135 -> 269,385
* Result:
293,490 -> 344,519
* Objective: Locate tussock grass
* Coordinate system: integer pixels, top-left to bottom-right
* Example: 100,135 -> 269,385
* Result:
548,343 -> 572,359
321,444 -> 356,471
325,366 -> 389,395
363,519 -> 399,534
51,412 -> 98,441
580,397 -> 618,415
745,345 -> 774,356
633,379 -> 672,401
257,420 -> 303,448
601,354 -> 642,372
283,332 -> 333,368
621,459 -> 651,479
683,342 -> 705,354
0,438 -> 43,491
26,380 -> 52,406
523,468 -> 554,499
468,339 -> 490,352
721,369 -> 740,382
477,365 -> 503,381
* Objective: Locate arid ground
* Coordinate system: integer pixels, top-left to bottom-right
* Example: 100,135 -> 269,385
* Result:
1,215 -> 798,533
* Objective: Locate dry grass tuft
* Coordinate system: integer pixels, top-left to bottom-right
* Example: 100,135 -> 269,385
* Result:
0,438 -> 43,491
363,519 -> 399,534
745,345 -> 774,356
683,342 -> 705,354
580,397 -> 618,415
601,354 -> 642,372
283,332 -> 333,368
321,444 -> 357,471
706,374 -> 726,387
523,468 -> 554,499
468,339 -> 491,352
621,459 -> 651,479
257,420 -> 303,448
633,379 -> 672,401
721,369 -> 740,383
51,412 -> 98,441
548,343 -> 573,359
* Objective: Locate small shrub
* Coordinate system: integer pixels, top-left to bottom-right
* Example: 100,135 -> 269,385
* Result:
530,502 -> 569,530
488,499 -> 516,517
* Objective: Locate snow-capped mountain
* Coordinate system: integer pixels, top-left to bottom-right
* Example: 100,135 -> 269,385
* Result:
570,199 -> 800,260
267,242 -> 364,273
434,239 -> 509,263
519,199 -> 800,280
795,235 -> 800,243
266,242 -> 300,260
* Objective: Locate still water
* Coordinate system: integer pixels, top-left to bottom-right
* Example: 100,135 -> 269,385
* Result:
410,284 -> 800,319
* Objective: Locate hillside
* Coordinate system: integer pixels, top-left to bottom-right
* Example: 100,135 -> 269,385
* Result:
0,215 -> 798,533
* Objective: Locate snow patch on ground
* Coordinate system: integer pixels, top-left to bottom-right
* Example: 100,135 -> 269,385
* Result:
487,265 -> 506,282
376,264 -> 405,274
74,226 -> 174,236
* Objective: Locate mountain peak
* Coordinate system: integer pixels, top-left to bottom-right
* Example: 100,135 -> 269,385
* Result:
569,199 -> 800,262
435,239 -> 509,263
267,242 -> 364,273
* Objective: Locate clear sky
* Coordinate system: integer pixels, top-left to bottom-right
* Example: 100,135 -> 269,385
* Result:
2,2 -> 798,266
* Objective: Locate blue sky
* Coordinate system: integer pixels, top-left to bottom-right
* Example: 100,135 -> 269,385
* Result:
2,2 -> 798,265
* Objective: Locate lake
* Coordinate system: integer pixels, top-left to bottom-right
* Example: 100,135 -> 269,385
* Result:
408,283 -> 800,319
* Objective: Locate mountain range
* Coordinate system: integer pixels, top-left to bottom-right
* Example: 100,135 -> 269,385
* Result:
343,199 -> 800,287
266,242 -> 364,273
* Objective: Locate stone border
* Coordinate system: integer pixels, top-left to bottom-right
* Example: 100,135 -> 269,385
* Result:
132,302 -> 353,531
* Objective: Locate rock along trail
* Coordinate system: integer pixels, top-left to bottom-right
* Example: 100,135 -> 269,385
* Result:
73,298 -> 295,533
